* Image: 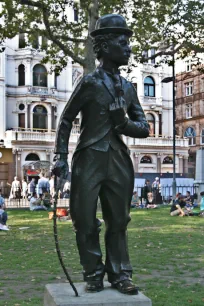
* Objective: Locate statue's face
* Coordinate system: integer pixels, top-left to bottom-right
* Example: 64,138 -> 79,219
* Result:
103,34 -> 131,66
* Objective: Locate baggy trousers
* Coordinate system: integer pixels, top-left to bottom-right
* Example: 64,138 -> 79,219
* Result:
70,147 -> 134,284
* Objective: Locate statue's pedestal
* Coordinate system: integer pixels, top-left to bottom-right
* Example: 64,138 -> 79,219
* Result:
44,282 -> 152,306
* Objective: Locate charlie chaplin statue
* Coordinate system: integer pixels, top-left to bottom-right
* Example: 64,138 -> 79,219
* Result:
53,14 -> 149,295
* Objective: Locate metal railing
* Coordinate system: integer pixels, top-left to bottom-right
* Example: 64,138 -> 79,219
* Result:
1,186 -> 69,209
3,184 -> 199,209
133,184 -> 198,203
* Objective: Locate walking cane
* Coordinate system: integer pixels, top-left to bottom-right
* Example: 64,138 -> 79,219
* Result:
53,175 -> 79,297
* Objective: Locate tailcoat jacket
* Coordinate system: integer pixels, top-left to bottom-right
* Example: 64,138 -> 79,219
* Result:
54,68 -> 149,154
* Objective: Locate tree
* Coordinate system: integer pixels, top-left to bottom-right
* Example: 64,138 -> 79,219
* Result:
0,0 -> 203,74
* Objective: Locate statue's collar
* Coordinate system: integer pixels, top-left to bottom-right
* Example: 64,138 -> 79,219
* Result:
97,67 -> 117,100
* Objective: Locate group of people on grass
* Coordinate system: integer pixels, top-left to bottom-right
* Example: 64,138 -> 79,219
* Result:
170,191 -> 200,217
131,178 -> 163,209
8,173 -> 70,211
131,191 -> 158,209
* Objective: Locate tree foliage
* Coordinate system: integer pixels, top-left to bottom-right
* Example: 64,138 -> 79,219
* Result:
0,0 -> 203,73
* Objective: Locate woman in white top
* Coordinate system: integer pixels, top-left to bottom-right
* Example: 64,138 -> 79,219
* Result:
22,179 -> 28,199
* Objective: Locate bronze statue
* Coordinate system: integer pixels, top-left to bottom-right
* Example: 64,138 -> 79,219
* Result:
53,14 -> 149,295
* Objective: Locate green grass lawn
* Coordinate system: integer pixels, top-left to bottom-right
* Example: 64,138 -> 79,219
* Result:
0,207 -> 204,306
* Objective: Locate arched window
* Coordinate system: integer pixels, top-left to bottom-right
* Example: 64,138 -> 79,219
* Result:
201,129 -> 204,144
140,156 -> 152,164
33,64 -> 47,87
144,76 -> 155,97
33,105 -> 48,130
146,113 -> 155,136
25,153 -> 40,161
184,127 -> 196,146
18,64 -> 25,86
163,156 -> 173,164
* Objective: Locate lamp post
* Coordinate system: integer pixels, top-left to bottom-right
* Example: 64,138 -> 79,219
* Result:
162,48 -> 177,199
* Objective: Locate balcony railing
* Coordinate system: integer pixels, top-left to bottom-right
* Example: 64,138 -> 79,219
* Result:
5,126 -> 188,148
124,136 -> 189,147
5,128 -> 56,144
28,86 -> 57,96
5,125 -> 81,145
29,86 -> 49,95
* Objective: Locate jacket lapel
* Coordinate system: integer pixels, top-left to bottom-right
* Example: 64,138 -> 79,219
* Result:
98,68 -> 115,101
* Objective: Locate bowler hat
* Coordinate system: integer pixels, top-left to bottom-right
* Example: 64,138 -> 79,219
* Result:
90,14 -> 133,38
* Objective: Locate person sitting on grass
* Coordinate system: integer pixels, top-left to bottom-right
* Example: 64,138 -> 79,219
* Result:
146,192 -> 158,209
131,191 -> 140,208
0,202 -> 7,225
29,192 -> 47,211
170,194 -> 188,216
42,190 -> 53,209
184,191 -> 193,209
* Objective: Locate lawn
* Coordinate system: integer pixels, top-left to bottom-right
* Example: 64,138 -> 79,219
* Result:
0,207 -> 204,306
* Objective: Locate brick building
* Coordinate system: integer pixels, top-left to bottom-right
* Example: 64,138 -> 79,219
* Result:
175,60 -> 204,176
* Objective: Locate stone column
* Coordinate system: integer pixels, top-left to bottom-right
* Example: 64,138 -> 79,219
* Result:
183,157 -> 188,173
25,59 -> 31,86
155,119 -> 159,137
27,103 -> 31,129
46,151 -> 50,163
157,153 -> 161,173
179,155 -> 184,173
48,112 -> 52,132
133,153 -> 140,173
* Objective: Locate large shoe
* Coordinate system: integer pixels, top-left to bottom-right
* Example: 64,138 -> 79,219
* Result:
112,279 -> 138,295
86,280 -> 104,293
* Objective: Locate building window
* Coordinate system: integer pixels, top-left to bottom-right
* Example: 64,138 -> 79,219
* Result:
54,72 -> 60,89
18,64 -> 25,86
151,48 -> 155,64
163,156 -> 173,164
201,129 -> 204,144
25,153 -> 40,161
41,36 -> 48,49
185,82 -> 193,96
33,105 -> 48,130
146,113 -> 155,136
74,8 -> 78,22
19,33 -> 26,48
144,76 -> 155,97
185,60 -> 192,72
140,156 -> 152,163
142,50 -> 148,61
33,64 -> 47,87
18,114 -> 25,128
19,103 -> 25,111
186,103 -> 193,118
184,127 -> 196,146
32,36 -> 39,49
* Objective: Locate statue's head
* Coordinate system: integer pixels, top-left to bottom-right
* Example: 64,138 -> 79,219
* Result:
91,14 -> 132,66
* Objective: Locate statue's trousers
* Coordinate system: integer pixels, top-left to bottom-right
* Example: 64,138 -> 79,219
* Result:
70,147 -> 134,284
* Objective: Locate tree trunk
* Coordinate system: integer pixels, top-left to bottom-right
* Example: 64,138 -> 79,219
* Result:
83,0 -> 99,74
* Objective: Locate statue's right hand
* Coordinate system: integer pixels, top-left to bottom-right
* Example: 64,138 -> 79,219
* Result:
52,156 -> 69,179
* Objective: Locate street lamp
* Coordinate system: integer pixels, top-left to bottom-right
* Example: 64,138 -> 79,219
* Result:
162,50 -> 177,199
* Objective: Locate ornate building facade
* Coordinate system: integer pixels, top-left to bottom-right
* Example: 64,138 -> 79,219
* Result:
0,39 -> 189,186
175,58 -> 204,175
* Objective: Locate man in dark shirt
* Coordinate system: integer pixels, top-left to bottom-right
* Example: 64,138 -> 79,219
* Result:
170,195 -> 186,216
